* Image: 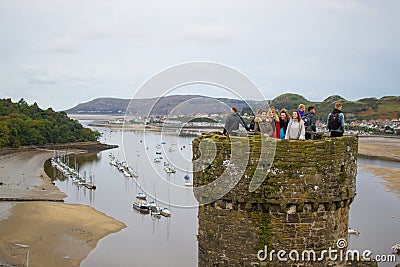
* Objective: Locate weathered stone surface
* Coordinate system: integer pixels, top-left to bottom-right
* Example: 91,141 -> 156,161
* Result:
193,133 -> 373,266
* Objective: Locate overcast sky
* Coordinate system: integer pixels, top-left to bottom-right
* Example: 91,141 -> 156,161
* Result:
0,0 -> 399,111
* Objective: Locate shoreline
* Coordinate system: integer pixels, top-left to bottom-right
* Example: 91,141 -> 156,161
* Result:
0,145 -> 126,267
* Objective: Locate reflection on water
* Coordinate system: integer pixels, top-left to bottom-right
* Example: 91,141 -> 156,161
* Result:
46,127 -> 198,267
44,152 -> 101,182
348,158 -> 400,267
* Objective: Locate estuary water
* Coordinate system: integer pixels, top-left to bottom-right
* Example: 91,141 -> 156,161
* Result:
45,123 -> 400,267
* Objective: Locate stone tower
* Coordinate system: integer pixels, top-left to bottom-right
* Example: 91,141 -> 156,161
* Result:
192,133 -> 364,266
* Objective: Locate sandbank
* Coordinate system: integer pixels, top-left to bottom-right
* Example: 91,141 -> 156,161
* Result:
0,202 -> 126,267
0,149 -> 126,267
358,136 -> 400,162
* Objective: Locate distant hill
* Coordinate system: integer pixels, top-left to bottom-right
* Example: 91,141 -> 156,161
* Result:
66,97 -> 130,114
66,94 -> 400,121
66,95 -> 266,116
270,93 -> 311,110
269,94 -> 400,121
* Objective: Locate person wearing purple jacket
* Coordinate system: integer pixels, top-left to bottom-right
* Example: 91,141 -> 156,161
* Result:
298,104 -> 306,121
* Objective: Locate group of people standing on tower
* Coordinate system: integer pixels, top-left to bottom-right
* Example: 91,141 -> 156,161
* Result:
223,102 -> 345,139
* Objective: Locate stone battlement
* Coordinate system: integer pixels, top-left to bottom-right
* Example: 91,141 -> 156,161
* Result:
192,133 -> 373,266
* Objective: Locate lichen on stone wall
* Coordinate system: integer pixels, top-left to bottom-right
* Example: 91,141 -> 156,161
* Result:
193,133 -> 373,266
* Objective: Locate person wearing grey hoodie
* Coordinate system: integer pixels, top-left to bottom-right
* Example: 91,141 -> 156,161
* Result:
285,110 -> 305,140
223,107 -> 249,136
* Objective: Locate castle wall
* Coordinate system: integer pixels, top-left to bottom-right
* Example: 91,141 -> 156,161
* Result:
193,133 -> 361,266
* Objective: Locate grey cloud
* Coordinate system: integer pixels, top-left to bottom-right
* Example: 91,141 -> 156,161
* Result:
179,24 -> 236,44
47,35 -> 79,54
0,0 -> 399,111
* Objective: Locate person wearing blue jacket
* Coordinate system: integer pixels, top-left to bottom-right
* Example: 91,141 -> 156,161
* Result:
327,102 -> 345,137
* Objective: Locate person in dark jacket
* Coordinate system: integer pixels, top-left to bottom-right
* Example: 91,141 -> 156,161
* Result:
279,109 -> 290,139
249,108 -> 262,132
223,107 -> 249,136
327,102 -> 345,137
305,106 -> 317,140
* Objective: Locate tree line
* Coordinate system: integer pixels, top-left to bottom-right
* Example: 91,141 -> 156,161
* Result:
0,98 -> 100,147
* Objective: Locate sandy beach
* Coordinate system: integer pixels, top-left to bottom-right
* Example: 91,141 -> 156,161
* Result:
0,150 -> 126,267
0,203 -> 126,267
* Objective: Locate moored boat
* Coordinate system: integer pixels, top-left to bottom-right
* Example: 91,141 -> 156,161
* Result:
136,192 -> 147,200
84,182 -> 96,189
161,207 -> 171,217
132,199 -> 150,214
348,227 -> 360,235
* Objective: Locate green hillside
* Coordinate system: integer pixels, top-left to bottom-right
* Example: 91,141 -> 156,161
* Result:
0,98 -> 100,148
270,93 -> 311,111
270,94 -> 400,121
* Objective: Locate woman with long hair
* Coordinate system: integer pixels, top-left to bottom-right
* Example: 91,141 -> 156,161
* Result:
285,110 -> 305,140
269,108 -> 280,139
279,108 -> 290,139
254,110 -> 274,137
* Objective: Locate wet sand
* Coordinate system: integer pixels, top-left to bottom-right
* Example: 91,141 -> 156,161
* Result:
0,150 -> 126,267
0,202 -> 126,267
358,136 -> 400,162
0,150 -> 66,200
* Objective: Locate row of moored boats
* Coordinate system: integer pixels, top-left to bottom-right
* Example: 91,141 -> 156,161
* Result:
51,156 -> 96,189
132,191 -> 171,217
109,153 -> 139,178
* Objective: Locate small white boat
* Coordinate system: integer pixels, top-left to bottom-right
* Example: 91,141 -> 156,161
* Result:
185,180 -> 192,187
132,199 -> 150,214
148,201 -> 157,211
154,158 -> 161,163
161,207 -> 171,217
136,192 -> 147,200
151,207 -> 162,217
123,170 -> 131,177
348,227 -> 360,235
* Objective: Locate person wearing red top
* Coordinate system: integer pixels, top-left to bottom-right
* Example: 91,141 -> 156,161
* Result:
269,108 -> 280,139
